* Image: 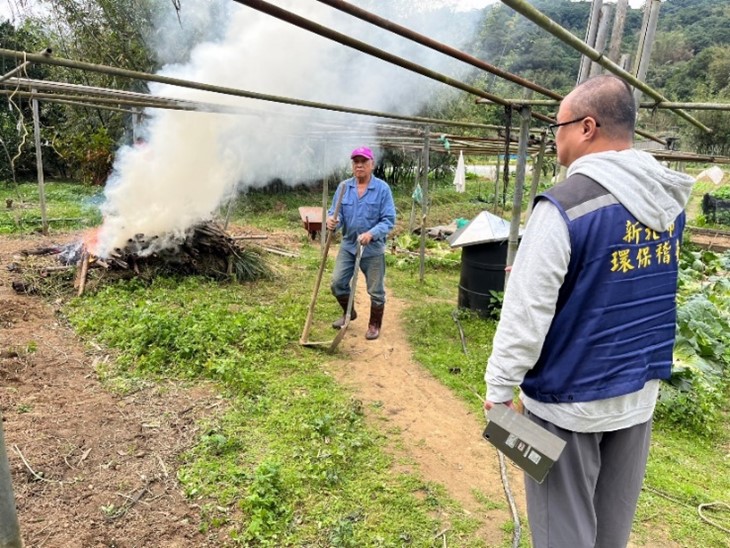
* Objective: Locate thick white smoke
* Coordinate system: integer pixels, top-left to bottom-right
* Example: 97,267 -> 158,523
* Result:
94,0 -> 484,257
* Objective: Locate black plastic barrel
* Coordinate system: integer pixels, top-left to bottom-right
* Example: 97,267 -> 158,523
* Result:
458,240 -> 508,317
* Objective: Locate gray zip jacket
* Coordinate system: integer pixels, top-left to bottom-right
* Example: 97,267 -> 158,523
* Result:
485,149 -> 695,432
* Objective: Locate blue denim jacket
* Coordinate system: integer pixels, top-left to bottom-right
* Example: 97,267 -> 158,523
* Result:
328,176 -> 396,258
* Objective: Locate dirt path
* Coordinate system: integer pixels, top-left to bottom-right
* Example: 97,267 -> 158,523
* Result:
0,232 -> 523,546
326,272 -> 525,545
0,233 -> 224,547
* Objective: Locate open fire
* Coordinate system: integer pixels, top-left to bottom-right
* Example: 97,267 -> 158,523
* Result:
11,221 -> 270,296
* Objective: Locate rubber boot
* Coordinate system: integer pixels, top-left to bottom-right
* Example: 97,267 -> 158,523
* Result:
332,294 -> 356,329
365,303 -> 384,340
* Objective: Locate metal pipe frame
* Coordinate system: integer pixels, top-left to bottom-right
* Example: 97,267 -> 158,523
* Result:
230,0 -> 554,124
314,0 -> 561,100
0,47 -> 507,131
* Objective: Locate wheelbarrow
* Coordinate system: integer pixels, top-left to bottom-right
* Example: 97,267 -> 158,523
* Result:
299,183 -> 361,353
298,206 -> 325,240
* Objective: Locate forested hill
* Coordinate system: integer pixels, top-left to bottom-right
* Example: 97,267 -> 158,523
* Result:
449,0 -> 730,154
469,0 -> 730,100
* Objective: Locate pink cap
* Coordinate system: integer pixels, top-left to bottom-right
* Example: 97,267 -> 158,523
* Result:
350,146 -> 374,160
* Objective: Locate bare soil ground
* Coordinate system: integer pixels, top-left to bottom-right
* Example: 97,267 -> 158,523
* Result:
0,230 -> 524,547
5,224 -> 719,546
0,232 -> 227,548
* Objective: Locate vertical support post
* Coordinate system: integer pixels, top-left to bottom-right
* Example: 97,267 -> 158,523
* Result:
408,152 -> 421,233
131,108 -> 140,143
588,4 -> 612,78
525,130 -> 548,223
633,0 -> 661,109
222,194 -> 236,230
31,89 -> 48,236
607,0 -> 629,64
0,414 -> 22,548
418,127 -> 430,284
505,106 -> 531,288
500,107 -> 513,211
619,53 -> 631,71
321,141 -> 328,249
492,153 -> 501,212
577,0 -> 603,84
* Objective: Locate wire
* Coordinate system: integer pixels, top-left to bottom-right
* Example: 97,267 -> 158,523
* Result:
462,320 -> 522,547
644,485 -> 730,535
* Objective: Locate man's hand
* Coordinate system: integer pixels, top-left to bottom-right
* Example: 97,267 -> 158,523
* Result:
358,232 -> 373,246
326,216 -> 338,231
484,400 -> 515,412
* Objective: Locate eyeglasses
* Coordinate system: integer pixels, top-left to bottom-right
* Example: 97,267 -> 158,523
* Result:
548,116 -> 600,137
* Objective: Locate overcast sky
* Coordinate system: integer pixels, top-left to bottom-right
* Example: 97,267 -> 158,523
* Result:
0,0 -> 653,22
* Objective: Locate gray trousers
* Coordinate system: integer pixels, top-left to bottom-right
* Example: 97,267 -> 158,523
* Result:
524,410 -> 652,548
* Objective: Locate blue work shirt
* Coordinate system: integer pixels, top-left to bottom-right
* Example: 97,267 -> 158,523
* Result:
328,175 -> 396,258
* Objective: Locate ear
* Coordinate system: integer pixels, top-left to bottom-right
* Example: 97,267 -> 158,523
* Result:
582,117 -> 599,137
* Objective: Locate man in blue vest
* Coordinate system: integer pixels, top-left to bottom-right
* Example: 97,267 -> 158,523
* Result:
484,75 -> 694,547
326,146 -> 396,340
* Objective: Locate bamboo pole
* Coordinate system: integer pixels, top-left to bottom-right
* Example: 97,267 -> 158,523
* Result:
588,4 -> 613,79
321,142 -> 328,249
476,98 -> 730,111
230,0 -> 555,125
578,0 -> 603,84
505,106 -> 531,287
525,130 -> 548,223
315,0 -> 561,100
607,0 -> 629,64
632,0 -> 661,109
419,128 -> 430,284
31,88 -> 48,235
0,48 -> 525,131
500,107 -> 513,211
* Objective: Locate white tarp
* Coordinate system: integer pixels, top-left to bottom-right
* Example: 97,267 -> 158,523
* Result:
453,150 -> 466,193
448,211 -> 524,248
696,166 -> 725,185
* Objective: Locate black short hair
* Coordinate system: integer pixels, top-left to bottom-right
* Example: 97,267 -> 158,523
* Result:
570,75 -> 636,140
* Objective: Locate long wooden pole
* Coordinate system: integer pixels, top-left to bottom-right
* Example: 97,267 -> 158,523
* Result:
525,130 -> 548,223
419,128 -> 430,284
31,89 -> 48,235
607,0 -> 629,64
321,142 -> 328,249
0,48 -> 502,131
588,4 -> 613,79
577,0 -> 603,83
299,182 -> 345,345
505,106 -> 531,288
633,0 -> 661,109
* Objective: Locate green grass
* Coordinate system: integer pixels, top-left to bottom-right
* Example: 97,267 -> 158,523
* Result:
0,180 -> 103,234
64,247 -> 488,546
14,176 -> 730,546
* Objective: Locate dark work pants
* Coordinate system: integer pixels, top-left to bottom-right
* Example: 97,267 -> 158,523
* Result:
524,410 -> 652,548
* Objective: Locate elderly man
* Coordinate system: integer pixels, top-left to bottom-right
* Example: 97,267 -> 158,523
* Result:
484,75 -> 694,547
326,146 -> 396,340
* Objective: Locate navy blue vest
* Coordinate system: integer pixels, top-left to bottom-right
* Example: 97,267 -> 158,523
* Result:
521,175 -> 684,403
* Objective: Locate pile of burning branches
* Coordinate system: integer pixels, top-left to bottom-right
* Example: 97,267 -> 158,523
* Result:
10,221 -> 272,297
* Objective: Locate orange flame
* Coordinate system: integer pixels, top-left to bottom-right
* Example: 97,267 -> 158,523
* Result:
82,228 -> 101,256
